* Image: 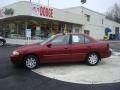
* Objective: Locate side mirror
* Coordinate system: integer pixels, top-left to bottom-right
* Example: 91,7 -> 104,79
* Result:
46,43 -> 52,48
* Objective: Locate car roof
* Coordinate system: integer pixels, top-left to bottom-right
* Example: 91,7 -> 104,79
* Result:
55,33 -> 97,42
56,33 -> 84,36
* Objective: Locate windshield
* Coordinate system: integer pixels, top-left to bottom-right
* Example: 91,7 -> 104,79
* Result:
40,35 -> 56,45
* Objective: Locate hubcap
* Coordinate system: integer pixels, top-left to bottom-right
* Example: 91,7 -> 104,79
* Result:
25,57 -> 37,69
88,54 -> 98,65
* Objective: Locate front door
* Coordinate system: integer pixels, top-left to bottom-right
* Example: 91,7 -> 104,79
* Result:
42,35 -> 71,63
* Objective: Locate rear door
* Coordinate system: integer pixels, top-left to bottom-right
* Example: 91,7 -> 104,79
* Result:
70,34 -> 91,61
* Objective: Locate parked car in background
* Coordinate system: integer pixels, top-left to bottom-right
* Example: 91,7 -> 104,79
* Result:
10,33 -> 112,69
0,36 -> 6,46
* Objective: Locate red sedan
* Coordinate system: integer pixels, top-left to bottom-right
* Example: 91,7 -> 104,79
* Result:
10,33 -> 111,69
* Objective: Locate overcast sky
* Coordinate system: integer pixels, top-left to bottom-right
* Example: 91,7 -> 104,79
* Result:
0,0 -> 120,13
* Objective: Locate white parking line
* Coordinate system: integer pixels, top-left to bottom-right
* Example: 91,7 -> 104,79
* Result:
112,52 -> 120,56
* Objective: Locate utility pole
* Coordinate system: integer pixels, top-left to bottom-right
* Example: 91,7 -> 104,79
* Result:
48,0 -> 49,7
80,0 -> 86,33
38,0 -> 40,4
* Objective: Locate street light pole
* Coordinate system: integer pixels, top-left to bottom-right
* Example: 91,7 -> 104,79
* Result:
48,0 -> 49,7
38,0 -> 40,4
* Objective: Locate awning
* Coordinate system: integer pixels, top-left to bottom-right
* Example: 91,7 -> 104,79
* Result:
105,28 -> 112,33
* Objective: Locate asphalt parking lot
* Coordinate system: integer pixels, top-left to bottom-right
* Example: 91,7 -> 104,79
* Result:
0,41 -> 120,90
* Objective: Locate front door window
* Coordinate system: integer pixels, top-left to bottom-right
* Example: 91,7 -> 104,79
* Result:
50,35 -> 69,45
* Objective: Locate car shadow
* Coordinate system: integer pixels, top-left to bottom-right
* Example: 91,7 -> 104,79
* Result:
37,61 -> 85,68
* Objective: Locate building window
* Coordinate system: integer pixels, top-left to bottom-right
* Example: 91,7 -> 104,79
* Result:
9,23 -> 17,38
75,28 -> 79,33
102,19 -> 104,24
115,27 -> 119,35
84,30 -> 90,35
85,14 -> 90,22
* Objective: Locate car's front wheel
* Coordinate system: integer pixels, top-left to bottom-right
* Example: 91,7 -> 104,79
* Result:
86,53 -> 100,66
24,55 -> 39,69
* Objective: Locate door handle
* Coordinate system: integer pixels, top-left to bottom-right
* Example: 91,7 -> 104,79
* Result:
87,46 -> 91,48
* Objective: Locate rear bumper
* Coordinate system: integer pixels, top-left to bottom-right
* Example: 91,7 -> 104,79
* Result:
101,49 -> 112,58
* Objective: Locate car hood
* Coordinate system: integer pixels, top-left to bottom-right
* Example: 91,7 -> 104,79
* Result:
16,44 -> 43,52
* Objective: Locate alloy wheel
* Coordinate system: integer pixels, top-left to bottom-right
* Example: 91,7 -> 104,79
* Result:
24,55 -> 38,69
87,53 -> 99,66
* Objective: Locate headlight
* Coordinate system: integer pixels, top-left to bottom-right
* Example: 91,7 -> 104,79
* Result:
109,48 -> 112,52
13,51 -> 20,55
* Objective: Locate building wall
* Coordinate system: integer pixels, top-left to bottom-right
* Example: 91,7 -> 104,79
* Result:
104,19 -> 120,34
64,7 -> 120,40
84,24 -> 105,39
0,1 -> 31,18
63,7 -> 105,26
0,1 -> 83,25
53,9 -> 83,25
0,1 -> 120,40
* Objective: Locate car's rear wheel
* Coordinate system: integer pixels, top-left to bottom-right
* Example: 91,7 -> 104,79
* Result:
86,53 -> 100,66
24,55 -> 39,69
0,40 -> 4,46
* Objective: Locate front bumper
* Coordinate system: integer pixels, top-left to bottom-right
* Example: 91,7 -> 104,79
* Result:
10,54 -> 23,64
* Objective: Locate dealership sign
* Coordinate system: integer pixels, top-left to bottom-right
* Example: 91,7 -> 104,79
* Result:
0,8 -> 14,17
32,4 -> 54,18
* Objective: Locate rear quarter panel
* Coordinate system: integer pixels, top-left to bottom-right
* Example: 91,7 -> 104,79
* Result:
89,41 -> 110,58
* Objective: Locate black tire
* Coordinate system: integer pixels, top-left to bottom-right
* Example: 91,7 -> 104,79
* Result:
0,40 -> 4,46
23,55 -> 39,69
86,53 -> 100,66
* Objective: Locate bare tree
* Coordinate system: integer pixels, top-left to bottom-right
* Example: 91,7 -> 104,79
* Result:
106,3 -> 120,23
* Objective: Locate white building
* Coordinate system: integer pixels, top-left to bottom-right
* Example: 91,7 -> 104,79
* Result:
64,7 -> 120,39
0,1 -> 120,44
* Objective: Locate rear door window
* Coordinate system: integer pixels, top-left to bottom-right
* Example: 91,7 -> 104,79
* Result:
72,34 -> 92,44
72,35 -> 84,44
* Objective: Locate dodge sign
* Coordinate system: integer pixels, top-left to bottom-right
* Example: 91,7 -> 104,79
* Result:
32,4 -> 54,18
